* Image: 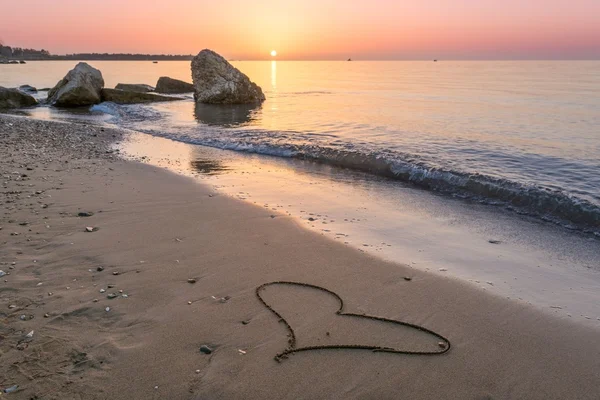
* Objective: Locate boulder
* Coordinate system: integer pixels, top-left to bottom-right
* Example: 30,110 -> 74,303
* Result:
155,77 -> 194,94
47,62 -> 104,107
100,88 -> 184,104
115,83 -> 155,93
0,87 -> 38,109
191,49 -> 265,104
18,85 -> 37,93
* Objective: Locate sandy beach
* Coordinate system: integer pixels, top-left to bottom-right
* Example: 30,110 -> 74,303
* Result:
1,113 -> 599,399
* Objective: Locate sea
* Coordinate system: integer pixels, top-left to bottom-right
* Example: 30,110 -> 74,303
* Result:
2,60 -> 600,323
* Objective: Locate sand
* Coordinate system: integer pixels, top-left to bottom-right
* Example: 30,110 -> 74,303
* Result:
1,114 -> 599,399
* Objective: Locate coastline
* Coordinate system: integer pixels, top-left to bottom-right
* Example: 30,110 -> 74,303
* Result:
1,114 -> 599,399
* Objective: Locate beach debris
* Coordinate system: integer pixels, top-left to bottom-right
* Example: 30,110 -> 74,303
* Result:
488,240 -> 502,244
78,211 -> 94,217
200,345 -> 213,354
8,305 -> 16,309
0,270 -> 6,277
97,266 -> 104,272
108,284 -> 116,288
211,295 -> 231,303
107,293 -> 118,299
187,278 -> 197,284
25,330 -> 34,339
238,349 -> 247,355
19,314 -> 34,321
85,226 -> 99,232
241,320 -> 250,325
403,277 -> 412,281
105,307 -> 111,312
100,288 -> 106,293
112,271 -> 120,276
3,385 -> 19,394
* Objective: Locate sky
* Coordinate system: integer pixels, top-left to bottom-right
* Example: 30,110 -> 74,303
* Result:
1,0 -> 600,59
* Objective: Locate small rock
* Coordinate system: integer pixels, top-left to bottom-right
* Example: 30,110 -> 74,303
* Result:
85,226 -> 98,232
97,266 -> 104,272
78,211 -> 94,217
105,307 -> 111,312
195,369 -> 201,374
112,271 -> 120,276
107,293 -> 118,299
438,342 -> 447,349
44,313 -> 50,318
99,288 -> 106,293
241,320 -> 250,325
200,345 -> 213,354
403,277 -> 412,281
25,330 -> 34,338
3,385 -> 19,394
187,278 -> 197,284
439,268 -> 448,272
488,240 -> 502,244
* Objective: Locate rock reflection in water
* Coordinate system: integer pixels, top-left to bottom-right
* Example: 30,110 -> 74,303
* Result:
190,156 -> 230,175
194,103 -> 261,127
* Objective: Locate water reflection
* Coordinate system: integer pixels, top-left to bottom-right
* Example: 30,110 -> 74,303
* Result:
271,60 -> 277,89
189,156 -> 230,175
194,103 -> 261,127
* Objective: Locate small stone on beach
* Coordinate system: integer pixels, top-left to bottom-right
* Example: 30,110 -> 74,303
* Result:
200,345 -> 213,354
187,278 -> 197,284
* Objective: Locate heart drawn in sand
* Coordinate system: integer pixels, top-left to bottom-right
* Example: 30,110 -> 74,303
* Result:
256,281 -> 451,362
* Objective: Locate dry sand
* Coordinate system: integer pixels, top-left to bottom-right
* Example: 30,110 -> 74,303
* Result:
1,114 -> 599,400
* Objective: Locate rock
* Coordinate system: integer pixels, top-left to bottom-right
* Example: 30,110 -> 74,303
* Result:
200,345 -> 212,354
18,85 -> 37,93
488,240 -> 502,244
403,277 -> 412,281
85,226 -> 98,232
78,211 -> 94,217
100,88 -> 184,104
47,62 -> 104,107
191,49 -> 265,104
0,87 -> 38,109
115,83 -> 155,92
187,278 -> 197,284
155,77 -> 194,94
97,266 -> 105,272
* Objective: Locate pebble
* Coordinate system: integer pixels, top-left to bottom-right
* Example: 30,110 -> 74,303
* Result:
200,345 -> 213,354
188,301 -> 192,305
107,293 -> 118,299
78,212 -> 94,217
112,271 -> 120,276
488,240 -> 502,244
97,266 -> 104,272
195,369 -> 201,374
105,307 -> 111,312
187,278 -> 197,284
85,227 -> 96,232
403,277 -> 412,281
100,288 -> 106,293
438,342 -> 447,349
44,313 -> 50,318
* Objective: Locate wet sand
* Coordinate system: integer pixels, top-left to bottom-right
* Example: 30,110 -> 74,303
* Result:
1,114 -> 599,399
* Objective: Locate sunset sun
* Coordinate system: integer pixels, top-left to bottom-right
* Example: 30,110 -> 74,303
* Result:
270,50 -> 277,57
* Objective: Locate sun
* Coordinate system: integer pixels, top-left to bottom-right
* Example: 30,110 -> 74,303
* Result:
270,50 -> 277,57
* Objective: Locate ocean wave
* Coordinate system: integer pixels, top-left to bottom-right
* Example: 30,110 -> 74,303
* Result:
156,131 -> 600,234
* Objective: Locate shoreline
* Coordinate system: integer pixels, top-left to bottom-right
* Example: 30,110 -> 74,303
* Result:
1,114 -> 599,399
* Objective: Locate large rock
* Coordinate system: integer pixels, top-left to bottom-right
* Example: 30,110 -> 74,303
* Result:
47,62 -> 104,107
155,77 -> 194,94
100,88 -> 184,104
191,49 -> 265,104
115,83 -> 155,93
0,87 -> 38,109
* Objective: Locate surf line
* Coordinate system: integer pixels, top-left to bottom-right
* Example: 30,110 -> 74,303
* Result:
256,281 -> 451,362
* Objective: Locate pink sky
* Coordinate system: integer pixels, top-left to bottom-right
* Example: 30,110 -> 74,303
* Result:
2,0 -> 600,59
